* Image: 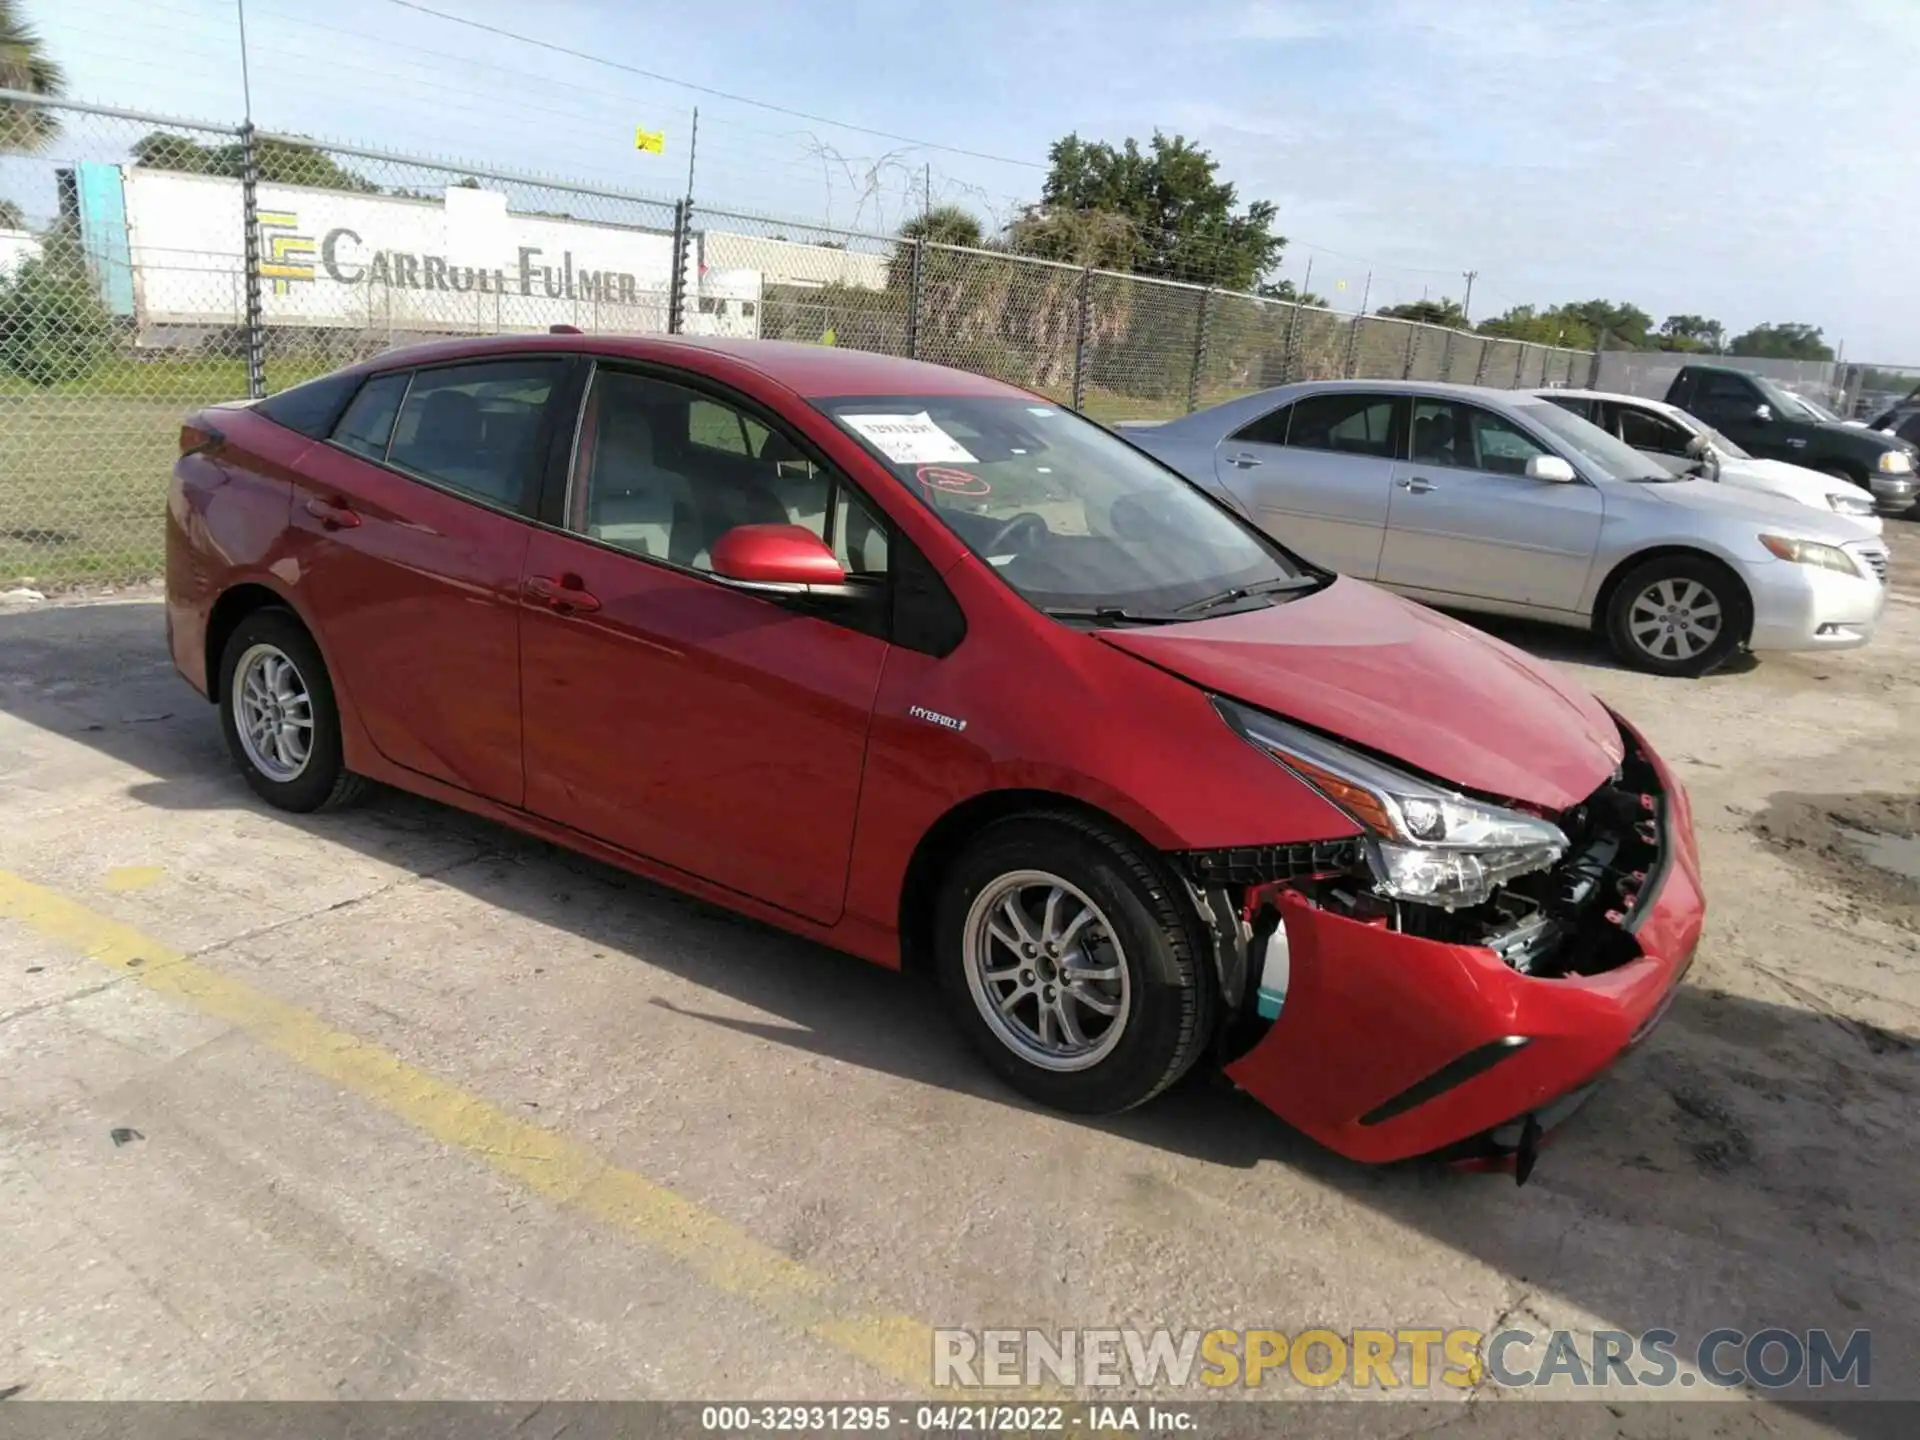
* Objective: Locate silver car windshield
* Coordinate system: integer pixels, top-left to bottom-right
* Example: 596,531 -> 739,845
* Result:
818,394 -> 1313,619
1514,401 -> 1676,482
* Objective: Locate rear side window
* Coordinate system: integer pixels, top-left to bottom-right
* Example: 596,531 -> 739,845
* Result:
1700,373 -> 1756,404
386,359 -> 566,512
255,372 -> 361,438
1544,395 -> 1594,421
1617,406 -> 1692,455
330,373 -> 410,460
1284,392 -> 1402,459
1229,402 -> 1291,446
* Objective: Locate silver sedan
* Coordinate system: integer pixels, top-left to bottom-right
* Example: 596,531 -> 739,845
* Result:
1122,381 -> 1890,676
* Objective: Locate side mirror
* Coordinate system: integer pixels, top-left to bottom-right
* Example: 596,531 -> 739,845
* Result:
708,523 -> 848,593
1753,403 -> 1773,423
1683,433 -> 1711,458
1525,455 -> 1578,483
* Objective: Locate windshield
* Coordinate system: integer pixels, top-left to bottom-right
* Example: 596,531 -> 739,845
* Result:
1513,401 -> 1676,482
1752,376 -> 1830,422
1702,425 -> 1752,460
817,394 -> 1310,617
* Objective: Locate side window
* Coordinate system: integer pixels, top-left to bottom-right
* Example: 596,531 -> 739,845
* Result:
1545,395 -> 1594,422
1617,406 -> 1692,455
571,368 -> 889,578
330,372 -> 410,460
385,358 -> 566,512
1282,393 -> 1400,459
1411,400 -> 1549,476
1701,373 -> 1756,404
1229,402 -> 1291,446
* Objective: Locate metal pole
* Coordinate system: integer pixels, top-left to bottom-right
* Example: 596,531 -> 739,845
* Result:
1513,341 -> 1528,388
1342,270 -> 1371,379
1072,266 -> 1092,411
240,122 -> 265,398
235,0 -> 255,123
684,106 -> 698,200
1473,339 -> 1492,386
906,238 -> 923,360
1461,269 -> 1477,326
923,162 -> 932,222
1186,286 -> 1213,414
1279,255 -> 1309,383
1401,322 -> 1418,380
666,198 -> 688,335
1440,330 -> 1456,383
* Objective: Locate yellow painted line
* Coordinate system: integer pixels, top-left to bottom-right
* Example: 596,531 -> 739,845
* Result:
0,869 -> 935,1390
102,865 -> 164,893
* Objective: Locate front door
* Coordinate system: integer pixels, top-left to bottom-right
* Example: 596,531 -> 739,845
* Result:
287,355 -> 571,805
1211,390 -> 1407,578
1376,397 -> 1603,614
518,364 -> 893,924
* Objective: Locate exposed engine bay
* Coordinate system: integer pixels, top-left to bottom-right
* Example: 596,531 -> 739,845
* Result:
1178,723 -> 1668,1051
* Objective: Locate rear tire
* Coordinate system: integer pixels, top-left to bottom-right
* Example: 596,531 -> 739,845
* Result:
217,608 -> 367,812
1604,554 -> 1747,677
935,813 -> 1212,1114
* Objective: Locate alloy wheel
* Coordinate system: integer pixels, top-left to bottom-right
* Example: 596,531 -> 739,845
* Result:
962,869 -> 1132,1073
1626,577 -> 1722,664
232,642 -> 316,782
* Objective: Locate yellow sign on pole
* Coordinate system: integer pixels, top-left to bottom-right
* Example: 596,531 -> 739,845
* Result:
635,127 -> 665,155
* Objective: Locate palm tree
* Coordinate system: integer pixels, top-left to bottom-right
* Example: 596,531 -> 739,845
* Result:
0,0 -> 65,153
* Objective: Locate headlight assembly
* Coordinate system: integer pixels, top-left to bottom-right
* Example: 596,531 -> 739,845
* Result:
1214,698 -> 1568,910
1876,450 -> 1913,475
1825,491 -> 1874,515
1758,534 -> 1862,575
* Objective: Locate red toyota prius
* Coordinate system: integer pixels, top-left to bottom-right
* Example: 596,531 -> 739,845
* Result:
166,334 -> 1704,1178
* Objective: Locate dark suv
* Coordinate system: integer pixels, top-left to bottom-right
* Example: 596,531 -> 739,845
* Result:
1666,364 -> 1918,513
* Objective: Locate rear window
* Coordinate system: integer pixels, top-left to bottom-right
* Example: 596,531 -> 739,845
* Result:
254,372 -> 361,439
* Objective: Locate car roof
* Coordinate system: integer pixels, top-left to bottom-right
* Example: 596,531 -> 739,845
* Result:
1543,388 -> 1684,412
355,333 -> 1027,400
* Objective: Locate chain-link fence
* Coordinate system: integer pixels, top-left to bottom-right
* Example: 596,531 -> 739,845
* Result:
1,90 -> 1594,586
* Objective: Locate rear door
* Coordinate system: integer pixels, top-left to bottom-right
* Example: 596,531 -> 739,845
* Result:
1212,390 -> 1405,578
518,362 -> 892,924
1377,397 -> 1603,613
287,355 -> 574,805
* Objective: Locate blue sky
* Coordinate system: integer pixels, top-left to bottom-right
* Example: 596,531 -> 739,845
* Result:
20,0 -> 1920,357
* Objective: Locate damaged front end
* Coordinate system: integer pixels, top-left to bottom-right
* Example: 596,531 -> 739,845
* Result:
1177,700 -> 1692,1177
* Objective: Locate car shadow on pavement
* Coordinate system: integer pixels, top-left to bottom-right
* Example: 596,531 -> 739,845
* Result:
0,600 -> 1910,1426
1430,607 -> 1764,679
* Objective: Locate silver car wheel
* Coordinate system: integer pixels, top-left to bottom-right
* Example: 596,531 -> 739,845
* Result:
962,869 -> 1131,1073
1627,577 -> 1722,662
232,642 -> 315,782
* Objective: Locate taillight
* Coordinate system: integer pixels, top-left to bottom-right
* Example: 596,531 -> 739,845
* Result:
179,422 -> 226,458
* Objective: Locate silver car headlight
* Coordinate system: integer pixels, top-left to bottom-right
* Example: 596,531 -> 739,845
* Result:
1826,491 -> 1875,516
1876,450 -> 1913,475
1759,534 -> 1861,575
1215,698 -> 1568,910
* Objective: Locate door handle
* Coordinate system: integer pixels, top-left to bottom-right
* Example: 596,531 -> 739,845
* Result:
525,574 -> 603,615
304,496 -> 361,529
1395,476 -> 1436,494
1225,453 -> 1263,469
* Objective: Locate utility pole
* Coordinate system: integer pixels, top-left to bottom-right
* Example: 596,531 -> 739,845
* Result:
684,106 -> 699,200
923,162 -> 932,222
1461,269 -> 1478,325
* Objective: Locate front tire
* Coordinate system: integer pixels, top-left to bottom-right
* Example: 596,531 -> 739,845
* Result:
217,608 -> 366,812
935,813 -> 1212,1114
1604,554 -> 1746,677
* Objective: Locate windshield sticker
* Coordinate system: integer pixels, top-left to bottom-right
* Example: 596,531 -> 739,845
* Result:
916,465 -> 992,496
842,412 -> 977,465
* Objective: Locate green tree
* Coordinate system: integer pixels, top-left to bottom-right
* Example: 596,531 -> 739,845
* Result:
0,0 -> 63,152
1727,322 -> 1834,361
1015,131 -> 1285,290
1554,299 -> 1654,348
0,197 -> 23,229
1257,277 -> 1326,306
1378,297 -> 1467,328
1478,304 -> 1596,350
0,227 -> 113,386
1659,314 -> 1725,353
130,130 -> 381,193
